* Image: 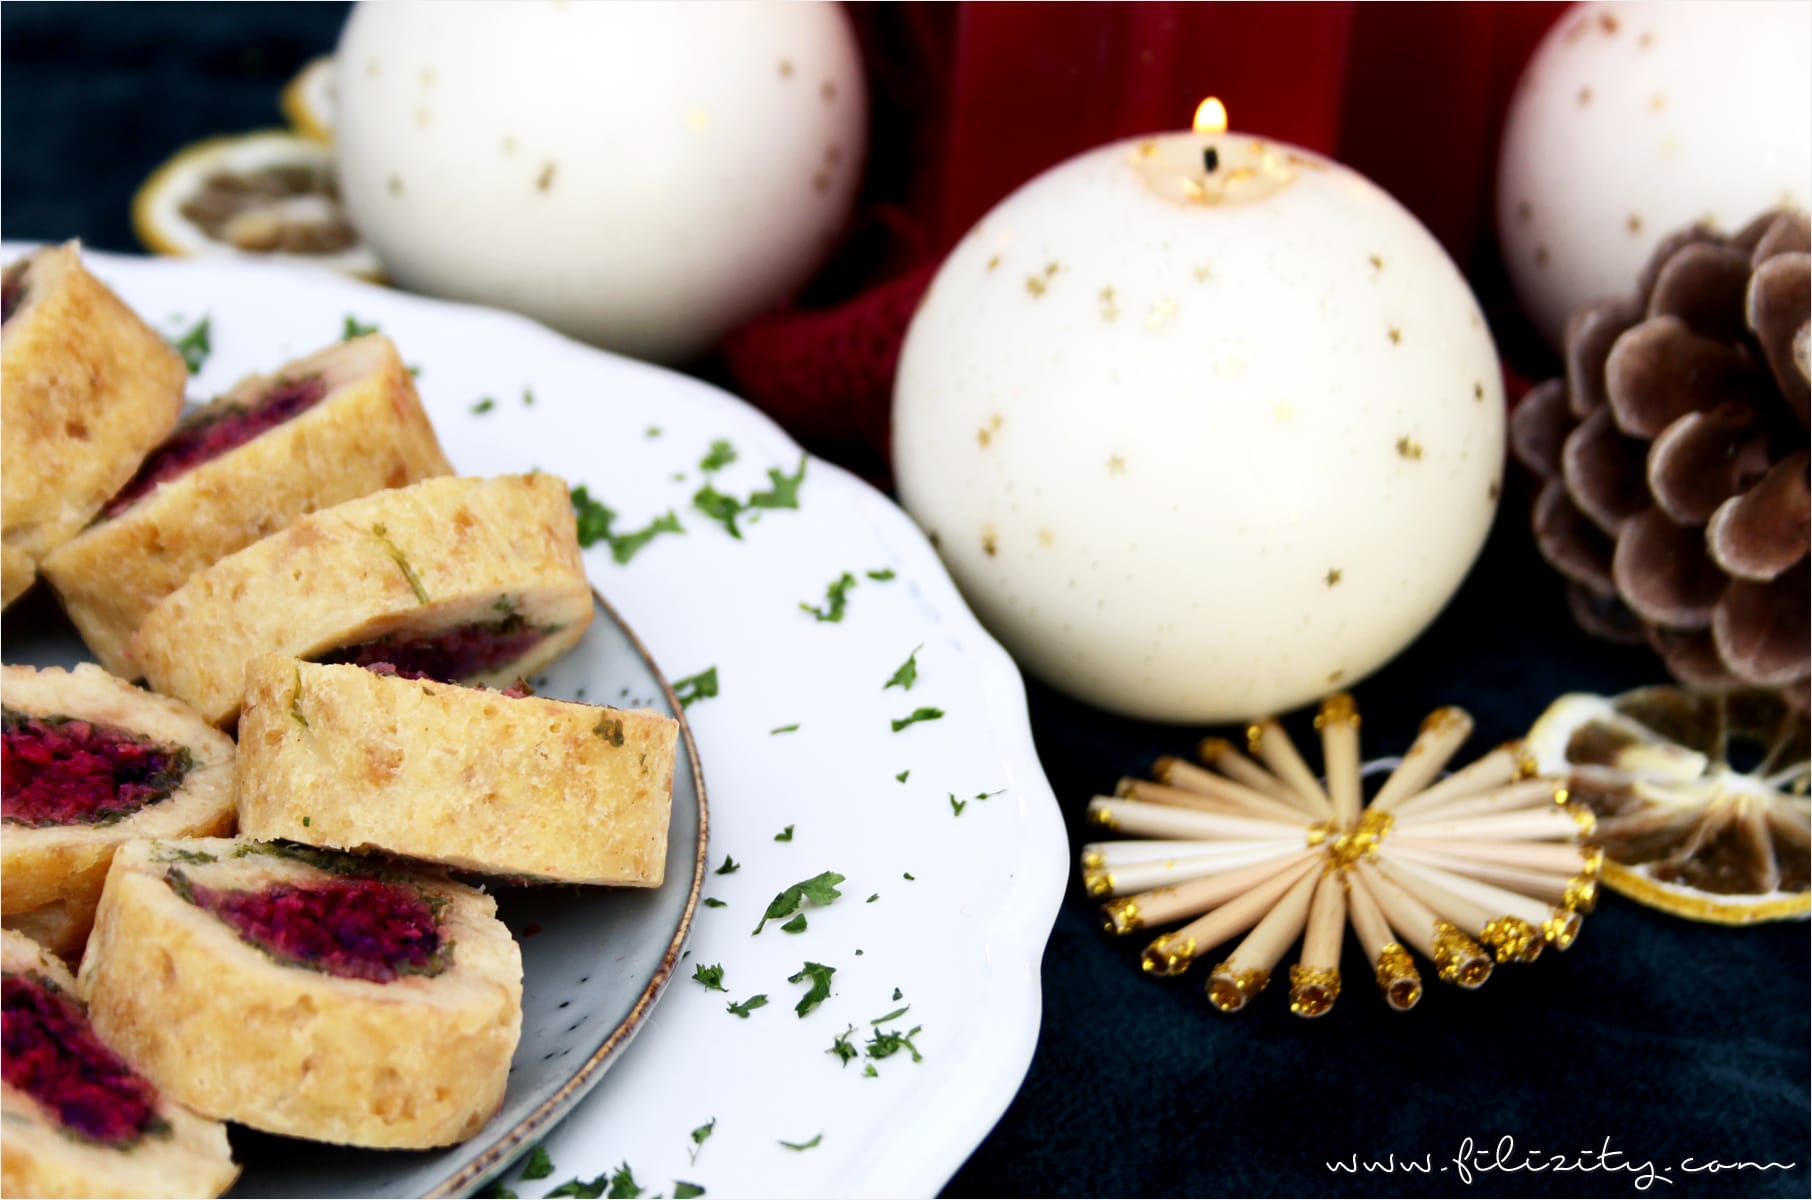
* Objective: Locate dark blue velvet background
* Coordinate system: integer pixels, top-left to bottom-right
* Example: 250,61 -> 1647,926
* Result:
3,4 -> 1806,1196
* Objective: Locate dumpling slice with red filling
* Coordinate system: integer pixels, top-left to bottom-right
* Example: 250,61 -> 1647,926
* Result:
76,838 -> 522,1149
1,927 -> 238,1199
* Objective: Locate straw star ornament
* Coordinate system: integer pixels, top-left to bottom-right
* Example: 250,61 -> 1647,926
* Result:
1085,694 -> 1602,1016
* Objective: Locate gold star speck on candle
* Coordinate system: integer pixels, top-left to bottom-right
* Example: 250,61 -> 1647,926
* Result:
1325,568 -> 1342,587
1083,695 -> 1597,1017
1474,382 -> 1485,401
778,59 -> 794,78
1026,262 -> 1060,297
1649,93 -> 1666,112
1396,437 -> 1424,460
1146,298 -> 1179,329
1099,286 -> 1119,321
1388,327 -> 1402,346
1626,214 -> 1643,234
981,526 -> 998,557
1369,254 -> 1384,271
987,255 -> 1001,271
1107,455 -> 1127,475
1193,264 -> 1213,282
1578,87 -> 1593,105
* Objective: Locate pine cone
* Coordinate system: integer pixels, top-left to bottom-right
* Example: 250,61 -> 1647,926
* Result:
1511,210 -> 1811,710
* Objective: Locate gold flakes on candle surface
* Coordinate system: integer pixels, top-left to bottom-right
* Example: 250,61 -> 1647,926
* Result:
1369,254 -> 1384,271
1083,694 -> 1599,1019
1107,455 -> 1127,476
777,59 -> 794,79
536,162 -> 557,192
1325,568 -> 1343,587
981,525 -> 998,557
1098,286 -> 1119,321
1025,261 -> 1060,297
1388,327 -> 1403,346
1145,298 -> 1179,330
1395,436 -> 1423,460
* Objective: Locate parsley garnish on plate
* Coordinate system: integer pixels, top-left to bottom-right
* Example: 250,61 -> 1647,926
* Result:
702,897 -> 726,908
884,646 -> 922,691
645,425 -> 663,438
519,1144 -> 553,1180
714,855 -> 740,875
606,1164 -> 643,1198
828,1026 -> 859,1066
522,387 -> 536,407
691,962 -> 726,992
890,707 -> 944,732
700,439 -> 737,472
870,1005 -> 910,1025
691,483 -> 745,538
866,567 -> 896,581
863,1064 -> 878,1078
789,961 -> 835,1016
341,314 -> 378,340
779,1133 -> 823,1152
749,456 -> 807,509
472,396 -> 495,414
892,987 -> 903,1001
800,572 -> 857,623
866,1025 -> 924,1063
770,723 -> 800,735
753,871 -> 845,934
866,893 -> 879,903
606,511 -> 684,564
950,794 -> 967,817
543,1177 -> 603,1199
570,486 -> 684,563
726,994 -> 768,1018
571,486 -> 615,546
903,872 -> 916,881
689,1118 -> 715,1163
773,824 -> 794,842
672,667 -> 718,708
780,913 -> 807,933
673,1184 -> 706,1198
895,769 -> 909,783
168,315 -> 210,374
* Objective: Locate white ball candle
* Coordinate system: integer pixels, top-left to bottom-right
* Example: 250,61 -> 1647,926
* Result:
334,0 -> 866,364
1498,0 -> 1812,348
894,106 -> 1505,723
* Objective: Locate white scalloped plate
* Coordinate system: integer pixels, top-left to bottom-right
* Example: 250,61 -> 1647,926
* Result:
0,245 -> 1068,1199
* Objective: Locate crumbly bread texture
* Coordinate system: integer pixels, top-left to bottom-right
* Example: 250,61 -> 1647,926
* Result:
3,543 -> 35,609
1,664 -> 237,961
238,656 -> 675,884
76,838 -> 523,1149
131,473 -> 592,726
43,333 -> 453,677
1,928 -> 239,1199
1,243 -> 185,597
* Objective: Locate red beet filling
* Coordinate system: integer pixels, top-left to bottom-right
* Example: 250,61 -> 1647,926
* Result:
102,374 -> 329,518
2,708 -> 192,829
320,614 -> 546,684
1,264 -> 25,325
2,974 -> 163,1146
179,876 -> 445,984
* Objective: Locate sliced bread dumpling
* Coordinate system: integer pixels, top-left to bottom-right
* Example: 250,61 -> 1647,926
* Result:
1,243 -> 186,606
42,333 -> 453,676
2,664 -> 236,960
130,473 -> 592,725
238,655 -> 675,884
76,838 -> 523,1149
1,928 -> 238,1199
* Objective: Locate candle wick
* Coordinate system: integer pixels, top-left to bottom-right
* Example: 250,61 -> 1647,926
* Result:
1203,147 -> 1219,174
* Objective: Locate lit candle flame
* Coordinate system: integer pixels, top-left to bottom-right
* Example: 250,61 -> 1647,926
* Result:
1193,97 -> 1228,135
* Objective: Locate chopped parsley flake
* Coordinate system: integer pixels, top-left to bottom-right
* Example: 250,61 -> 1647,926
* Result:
689,1117 -> 715,1162
780,913 -> 807,934
895,770 -> 909,783
714,855 -> 740,875
769,723 -> 800,735
702,897 -> 726,908
884,646 -> 922,691
691,962 -> 726,992
788,961 -> 835,1016
522,387 -> 536,407
606,1163 -> 643,1198
169,316 -> 210,375
700,439 -> 738,472
290,667 -> 308,728
773,824 -> 794,843
949,794 -> 966,817
672,667 -> 718,708
829,1025 -> 859,1065
890,707 -> 944,732
870,1005 -> 910,1025
726,994 -> 768,1018
779,1133 -> 823,1152
521,1144 -> 554,1180
472,396 -> 496,414
302,815 -> 311,827
863,1064 -> 878,1077
593,716 -> 626,746
749,456 -> 807,510
800,572 -> 857,622
904,872 -> 916,881
866,1025 -> 924,1063
691,483 -> 745,538
544,1177 -> 604,1199
674,1184 -> 705,1198
341,315 -> 378,340
371,523 -> 429,605
892,987 -> 903,1001
645,426 -> 663,438
866,567 -> 896,581
866,893 -> 879,903
753,870 -> 844,934
570,486 -> 685,563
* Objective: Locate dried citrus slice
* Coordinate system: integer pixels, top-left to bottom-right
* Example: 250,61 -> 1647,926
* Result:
1526,687 -> 1809,923
280,55 -> 335,143
132,131 -> 379,279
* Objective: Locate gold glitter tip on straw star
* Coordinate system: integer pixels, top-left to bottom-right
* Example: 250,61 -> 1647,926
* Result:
1086,693 -> 1601,1017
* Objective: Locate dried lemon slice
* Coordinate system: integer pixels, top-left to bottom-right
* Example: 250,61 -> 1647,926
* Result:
132,130 -> 378,279
1527,687 -> 1809,924
280,55 -> 335,143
